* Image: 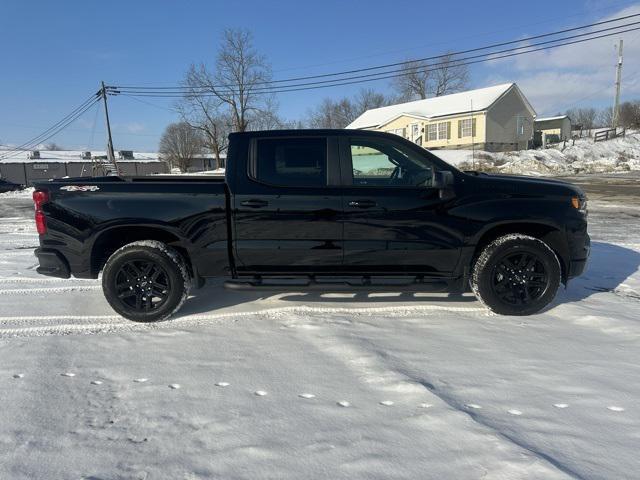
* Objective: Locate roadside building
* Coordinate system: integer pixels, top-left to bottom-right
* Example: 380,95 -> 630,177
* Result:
347,83 -> 536,152
0,150 -> 169,186
534,115 -> 572,144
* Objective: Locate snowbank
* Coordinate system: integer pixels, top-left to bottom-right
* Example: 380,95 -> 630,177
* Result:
0,187 -> 33,198
436,131 -> 640,176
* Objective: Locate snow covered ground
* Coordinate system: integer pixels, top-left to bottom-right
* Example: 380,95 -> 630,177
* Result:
437,131 -> 640,176
1,179 -> 639,479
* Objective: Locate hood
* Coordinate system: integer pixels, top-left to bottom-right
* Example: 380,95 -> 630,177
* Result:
464,172 -> 584,197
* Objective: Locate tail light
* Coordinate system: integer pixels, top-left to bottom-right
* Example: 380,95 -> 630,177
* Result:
33,190 -> 49,235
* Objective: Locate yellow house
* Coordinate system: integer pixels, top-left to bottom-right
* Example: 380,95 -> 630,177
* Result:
347,83 -> 536,152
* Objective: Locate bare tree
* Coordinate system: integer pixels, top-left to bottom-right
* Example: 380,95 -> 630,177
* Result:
44,142 -> 63,151
159,122 -> 203,172
177,91 -> 231,169
307,89 -> 391,128
392,60 -> 430,101
248,95 -> 288,131
619,100 -> 640,129
566,107 -> 598,133
355,88 -> 391,112
431,53 -> 469,97
183,29 -> 273,133
392,54 -> 469,101
597,107 -> 614,128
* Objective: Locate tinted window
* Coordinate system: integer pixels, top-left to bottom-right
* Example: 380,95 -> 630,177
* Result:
350,139 -> 434,187
255,138 -> 327,187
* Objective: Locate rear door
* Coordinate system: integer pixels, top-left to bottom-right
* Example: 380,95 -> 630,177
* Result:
232,135 -> 343,274
340,135 -> 462,275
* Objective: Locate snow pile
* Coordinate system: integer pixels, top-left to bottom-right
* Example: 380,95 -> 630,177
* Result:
437,131 -> 640,175
0,187 -> 33,198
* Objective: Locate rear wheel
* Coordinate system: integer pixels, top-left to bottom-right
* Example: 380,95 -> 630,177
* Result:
471,234 -> 561,316
102,240 -> 191,322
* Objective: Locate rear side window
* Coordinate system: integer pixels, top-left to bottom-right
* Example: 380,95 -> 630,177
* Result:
254,137 -> 327,187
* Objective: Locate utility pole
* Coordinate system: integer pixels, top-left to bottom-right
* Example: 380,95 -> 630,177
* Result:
100,81 -> 119,174
470,99 -> 475,170
613,39 -> 623,128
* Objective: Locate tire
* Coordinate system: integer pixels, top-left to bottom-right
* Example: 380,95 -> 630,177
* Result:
102,240 -> 191,322
471,234 -> 561,316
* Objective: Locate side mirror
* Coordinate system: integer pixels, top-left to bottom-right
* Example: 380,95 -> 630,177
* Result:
432,170 -> 455,200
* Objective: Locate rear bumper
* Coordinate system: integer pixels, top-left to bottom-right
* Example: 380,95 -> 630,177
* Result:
34,248 -> 71,279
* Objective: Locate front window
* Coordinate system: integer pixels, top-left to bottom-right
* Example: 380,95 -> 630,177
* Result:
349,139 -> 435,187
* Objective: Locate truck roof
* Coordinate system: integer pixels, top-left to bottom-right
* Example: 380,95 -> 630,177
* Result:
229,129 -> 398,139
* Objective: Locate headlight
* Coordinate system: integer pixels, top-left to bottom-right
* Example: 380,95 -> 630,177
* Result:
571,196 -> 587,214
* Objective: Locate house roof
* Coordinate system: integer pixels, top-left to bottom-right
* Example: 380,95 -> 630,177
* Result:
535,115 -> 570,122
347,83 -> 527,129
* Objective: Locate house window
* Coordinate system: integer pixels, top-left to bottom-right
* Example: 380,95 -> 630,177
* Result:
387,128 -> 406,138
427,122 -> 451,141
460,118 -> 473,137
427,124 -> 438,141
438,122 -> 447,139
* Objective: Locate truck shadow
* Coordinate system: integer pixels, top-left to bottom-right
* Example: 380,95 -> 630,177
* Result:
177,241 -> 639,318
178,284 -> 476,318
553,240 -> 640,305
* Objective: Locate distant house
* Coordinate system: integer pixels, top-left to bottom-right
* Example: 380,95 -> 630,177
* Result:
534,115 -> 572,143
347,83 -> 536,152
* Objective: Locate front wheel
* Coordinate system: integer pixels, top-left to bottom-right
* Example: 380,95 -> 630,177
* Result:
102,241 -> 191,322
471,234 -> 561,316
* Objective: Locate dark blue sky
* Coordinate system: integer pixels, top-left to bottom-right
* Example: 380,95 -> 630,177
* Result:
1,0 -> 639,150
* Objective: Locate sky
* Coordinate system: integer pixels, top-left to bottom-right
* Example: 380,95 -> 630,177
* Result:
1,0 -> 639,151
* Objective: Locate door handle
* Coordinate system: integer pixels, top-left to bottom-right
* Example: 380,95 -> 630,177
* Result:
348,200 -> 377,208
241,199 -> 269,208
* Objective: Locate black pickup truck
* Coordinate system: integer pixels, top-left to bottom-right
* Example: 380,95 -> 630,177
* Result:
32,129 -> 590,321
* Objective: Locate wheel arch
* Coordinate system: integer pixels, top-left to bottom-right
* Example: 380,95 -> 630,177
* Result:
90,225 -> 194,278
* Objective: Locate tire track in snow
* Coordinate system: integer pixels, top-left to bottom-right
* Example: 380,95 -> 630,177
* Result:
0,277 -> 97,284
282,315 -> 583,479
0,304 -> 484,338
0,285 -> 102,295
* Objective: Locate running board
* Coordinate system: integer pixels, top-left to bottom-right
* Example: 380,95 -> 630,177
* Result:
224,275 -> 452,292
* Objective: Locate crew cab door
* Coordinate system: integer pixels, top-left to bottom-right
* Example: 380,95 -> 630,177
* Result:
231,135 -> 343,274
339,136 -> 462,275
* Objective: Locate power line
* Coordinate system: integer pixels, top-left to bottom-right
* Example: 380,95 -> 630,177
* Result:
113,24 -> 640,98
0,95 -> 100,160
113,12 -> 640,92
269,0 -> 640,74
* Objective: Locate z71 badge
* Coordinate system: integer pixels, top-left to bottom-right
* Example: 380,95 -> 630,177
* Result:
60,185 -> 100,192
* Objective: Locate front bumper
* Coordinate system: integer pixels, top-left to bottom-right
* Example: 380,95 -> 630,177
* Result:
568,233 -> 590,279
34,248 -> 71,278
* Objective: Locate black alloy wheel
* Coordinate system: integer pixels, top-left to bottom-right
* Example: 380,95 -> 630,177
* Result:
115,259 -> 171,312
491,251 -> 549,306
102,241 -> 190,322
471,234 -> 561,316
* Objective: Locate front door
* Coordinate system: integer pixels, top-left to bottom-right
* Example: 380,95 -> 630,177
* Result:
232,135 -> 343,274
340,136 -> 462,275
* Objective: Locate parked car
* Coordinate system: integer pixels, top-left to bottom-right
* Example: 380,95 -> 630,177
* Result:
0,178 -> 24,193
31,129 -> 590,321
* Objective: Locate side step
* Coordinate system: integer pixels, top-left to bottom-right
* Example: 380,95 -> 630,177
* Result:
224,275 -> 452,292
